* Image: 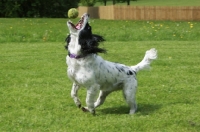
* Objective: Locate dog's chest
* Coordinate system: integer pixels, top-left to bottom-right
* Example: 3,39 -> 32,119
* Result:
66,56 -> 96,85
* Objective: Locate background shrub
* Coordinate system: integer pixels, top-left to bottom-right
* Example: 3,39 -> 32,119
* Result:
0,0 -> 78,18
81,0 -> 96,6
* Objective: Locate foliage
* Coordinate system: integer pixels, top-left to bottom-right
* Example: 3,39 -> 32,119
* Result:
0,0 -> 78,18
96,0 -> 137,5
81,0 -> 96,6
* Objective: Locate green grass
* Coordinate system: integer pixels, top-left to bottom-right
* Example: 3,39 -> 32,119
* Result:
0,18 -> 67,43
1,18 -> 200,43
0,18 -> 200,131
94,0 -> 200,6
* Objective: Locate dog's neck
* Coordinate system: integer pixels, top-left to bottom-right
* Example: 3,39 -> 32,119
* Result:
68,52 -> 86,59
67,34 -> 82,57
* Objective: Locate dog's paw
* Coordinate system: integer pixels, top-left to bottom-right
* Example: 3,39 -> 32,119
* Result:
77,104 -> 81,108
81,107 -> 89,112
81,107 -> 96,115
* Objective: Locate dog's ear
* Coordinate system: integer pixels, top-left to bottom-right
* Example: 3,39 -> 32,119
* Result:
79,34 -> 106,55
65,34 -> 71,50
92,34 -> 105,42
82,39 -> 106,54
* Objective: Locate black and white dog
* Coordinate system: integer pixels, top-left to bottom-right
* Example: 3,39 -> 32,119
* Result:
65,13 -> 157,115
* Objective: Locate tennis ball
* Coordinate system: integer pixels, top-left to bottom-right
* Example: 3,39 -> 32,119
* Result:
68,8 -> 79,19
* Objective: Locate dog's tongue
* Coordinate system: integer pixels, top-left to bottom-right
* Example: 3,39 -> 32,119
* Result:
76,23 -> 81,29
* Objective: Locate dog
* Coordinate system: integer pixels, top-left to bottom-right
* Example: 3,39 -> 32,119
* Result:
65,13 -> 157,115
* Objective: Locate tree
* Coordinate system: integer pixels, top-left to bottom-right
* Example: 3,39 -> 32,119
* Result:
81,0 -> 96,6
113,0 -> 115,5
97,0 -> 137,6
103,0 -> 107,6
0,0 -> 78,18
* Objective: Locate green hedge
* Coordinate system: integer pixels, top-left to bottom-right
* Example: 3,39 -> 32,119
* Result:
0,0 -> 78,18
81,0 -> 96,6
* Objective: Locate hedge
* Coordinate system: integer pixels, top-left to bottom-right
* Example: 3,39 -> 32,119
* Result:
0,0 -> 78,18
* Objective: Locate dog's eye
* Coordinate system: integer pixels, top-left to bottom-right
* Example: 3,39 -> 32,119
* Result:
88,26 -> 91,29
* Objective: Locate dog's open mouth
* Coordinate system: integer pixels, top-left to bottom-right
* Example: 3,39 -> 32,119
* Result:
68,15 -> 85,30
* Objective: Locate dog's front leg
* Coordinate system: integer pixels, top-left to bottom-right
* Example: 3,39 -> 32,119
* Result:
71,82 -> 81,108
82,84 -> 100,115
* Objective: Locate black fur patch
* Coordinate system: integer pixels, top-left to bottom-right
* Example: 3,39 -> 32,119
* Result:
127,70 -> 133,75
116,67 -> 125,72
65,35 -> 70,50
79,23 -> 106,55
65,23 -> 106,55
115,64 -> 136,76
78,35 -> 106,55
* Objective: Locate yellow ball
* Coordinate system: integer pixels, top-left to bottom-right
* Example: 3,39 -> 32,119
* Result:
68,8 -> 79,19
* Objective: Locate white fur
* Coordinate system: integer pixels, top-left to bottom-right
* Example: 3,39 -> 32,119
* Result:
66,13 -> 157,114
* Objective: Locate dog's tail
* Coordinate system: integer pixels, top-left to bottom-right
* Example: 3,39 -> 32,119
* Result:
131,48 -> 157,73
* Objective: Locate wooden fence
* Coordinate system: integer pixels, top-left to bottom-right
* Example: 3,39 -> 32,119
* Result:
78,6 -> 200,21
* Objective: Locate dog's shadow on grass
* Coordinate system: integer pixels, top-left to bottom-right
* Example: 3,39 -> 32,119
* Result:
100,103 -> 161,115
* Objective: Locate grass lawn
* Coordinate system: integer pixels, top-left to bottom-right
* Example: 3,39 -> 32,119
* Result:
0,18 -> 200,131
94,0 -> 200,6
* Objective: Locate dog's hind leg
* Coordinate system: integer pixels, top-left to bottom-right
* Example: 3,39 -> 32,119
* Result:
94,90 -> 111,108
123,80 -> 138,114
71,82 -> 81,108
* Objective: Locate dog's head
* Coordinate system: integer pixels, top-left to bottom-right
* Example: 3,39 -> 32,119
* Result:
65,13 -> 106,58
67,13 -> 90,35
